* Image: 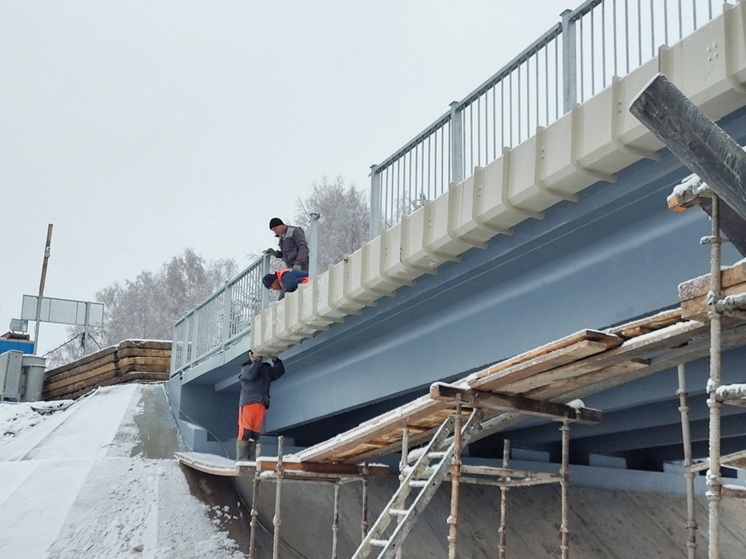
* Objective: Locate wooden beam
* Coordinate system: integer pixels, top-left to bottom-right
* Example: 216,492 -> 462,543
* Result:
469,339 -> 618,392
256,458 -> 388,477
430,383 -> 602,424
629,73 -> 746,221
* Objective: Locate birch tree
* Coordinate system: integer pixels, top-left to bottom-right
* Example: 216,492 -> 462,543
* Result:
295,176 -> 370,274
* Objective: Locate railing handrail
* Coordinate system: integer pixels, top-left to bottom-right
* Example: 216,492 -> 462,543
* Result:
369,0 -> 730,233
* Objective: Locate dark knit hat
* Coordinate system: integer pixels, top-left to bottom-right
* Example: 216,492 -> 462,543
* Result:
269,217 -> 284,229
262,273 -> 277,289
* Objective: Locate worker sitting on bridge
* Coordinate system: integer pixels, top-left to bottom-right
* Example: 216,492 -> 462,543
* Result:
262,268 -> 309,300
237,350 -> 285,462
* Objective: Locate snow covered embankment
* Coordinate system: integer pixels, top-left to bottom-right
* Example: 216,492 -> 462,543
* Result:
0,383 -> 246,559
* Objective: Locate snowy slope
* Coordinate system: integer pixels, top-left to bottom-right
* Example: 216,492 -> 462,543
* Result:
0,383 -> 246,559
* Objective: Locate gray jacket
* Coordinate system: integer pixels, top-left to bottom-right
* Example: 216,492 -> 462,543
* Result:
238,359 -> 285,408
278,225 -> 309,270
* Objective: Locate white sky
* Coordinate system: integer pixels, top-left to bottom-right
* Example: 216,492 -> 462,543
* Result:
1,0 -> 573,353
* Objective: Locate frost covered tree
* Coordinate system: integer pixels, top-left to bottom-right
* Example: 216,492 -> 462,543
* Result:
295,176 -> 370,274
45,248 -> 236,367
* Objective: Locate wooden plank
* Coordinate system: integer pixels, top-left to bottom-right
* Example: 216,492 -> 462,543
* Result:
43,362 -> 118,392
44,354 -> 118,383
117,348 -> 171,359
43,345 -> 118,376
176,451 -> 239,476
430,383 -> 602,424
469,339 -> 617,393
257,458 -> 388,477
293,394 -> 449,463
525,358 -> 650,398
678,259 -> 746,301
44,370 -> 119,399
467,330 -> 621,385
681,280 -> 746,321
605,308 -> 683,339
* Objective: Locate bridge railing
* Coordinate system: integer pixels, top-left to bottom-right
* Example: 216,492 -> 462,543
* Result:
170,254 -> 272,376
369,0 -> 732,236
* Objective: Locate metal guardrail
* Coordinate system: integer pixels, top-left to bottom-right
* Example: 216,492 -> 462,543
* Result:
172,0 -> 735,377
170,254 -> 272,376
369,0 -> 733,236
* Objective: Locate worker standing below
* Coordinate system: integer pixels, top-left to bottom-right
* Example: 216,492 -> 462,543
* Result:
262,268 -> 309,300
266,217 -> 310,272
236,351 -> 285,462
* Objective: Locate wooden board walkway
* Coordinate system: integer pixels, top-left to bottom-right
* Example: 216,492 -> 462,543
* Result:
175,451 -> 389,480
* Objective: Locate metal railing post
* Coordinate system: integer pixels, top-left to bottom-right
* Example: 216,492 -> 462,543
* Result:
369,164 -> 381,239
261,252 -> 272,310
561,9 -> 577,113
221,281 -> 232,347
309,212 -> 320,276
449,101 -> 464,183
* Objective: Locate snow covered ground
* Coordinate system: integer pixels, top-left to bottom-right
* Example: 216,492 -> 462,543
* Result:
0,383 -> 247,559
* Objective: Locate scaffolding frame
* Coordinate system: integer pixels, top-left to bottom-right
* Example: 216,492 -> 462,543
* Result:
675,192 -> 746,559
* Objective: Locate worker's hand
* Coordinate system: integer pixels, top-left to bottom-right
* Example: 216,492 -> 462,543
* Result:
292,263 -> 301,271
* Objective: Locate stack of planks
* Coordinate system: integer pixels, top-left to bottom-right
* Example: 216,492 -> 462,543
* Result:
43,339 -> 171,400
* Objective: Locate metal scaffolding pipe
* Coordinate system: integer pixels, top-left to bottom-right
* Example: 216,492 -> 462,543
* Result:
396,428 -> 409,559
273,436 -> 285,559
248,443 -> 263,559
706,196 -> 723,559
560,420 -> 570,559
447,397 -> 463,559
677,364 -> 699,559
498,439 -> 511,559
361,463 -> 369,541
331,483 -> 340,559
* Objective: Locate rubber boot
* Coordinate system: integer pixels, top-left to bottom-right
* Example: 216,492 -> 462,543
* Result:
236,440 -> 250,462
247,439 -> 257,461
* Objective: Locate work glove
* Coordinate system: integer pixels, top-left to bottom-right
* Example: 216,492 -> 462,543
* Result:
264,248 -> 281,258
292,263 -> 302,271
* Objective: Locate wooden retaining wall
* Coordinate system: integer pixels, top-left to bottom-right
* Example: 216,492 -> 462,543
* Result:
43,340 -> 171,400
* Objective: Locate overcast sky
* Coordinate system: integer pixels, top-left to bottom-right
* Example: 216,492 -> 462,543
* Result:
1,0 -> 574,353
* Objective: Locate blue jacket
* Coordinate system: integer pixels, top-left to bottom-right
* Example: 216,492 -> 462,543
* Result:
278,269 -> 309,300
238,359 -> 285,408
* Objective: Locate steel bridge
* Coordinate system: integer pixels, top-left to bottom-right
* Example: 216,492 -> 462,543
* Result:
167,0 -> 746,480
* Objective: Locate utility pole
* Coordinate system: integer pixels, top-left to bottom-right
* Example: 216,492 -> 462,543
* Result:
33,224 -> 53,355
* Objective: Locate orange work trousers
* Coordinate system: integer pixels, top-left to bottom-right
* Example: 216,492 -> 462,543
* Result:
238,403 -> 266,440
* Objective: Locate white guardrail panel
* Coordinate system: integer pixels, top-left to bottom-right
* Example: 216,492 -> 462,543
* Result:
249,2 -> 746,355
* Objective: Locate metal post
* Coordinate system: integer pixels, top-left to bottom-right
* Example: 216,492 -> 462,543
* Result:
249,442 -> 263,559
361,463 -> 370,540
369,164 -> 382,239
447,396 -> 463,559
498,439 -> 511,559
449,101 -> 464,184
222,281 -> 232,347
560,419 -> 570,559
273,436 -> 284,559
83,302 -> 90,356
706,195 -> 723,559
261,252 -> 272,310
677,363 -> 698,559
33,224 -> 53,355
331,483 -> 340,559
561,9 -> 577,113
396,428 -> 409,559
309,212 -> 320,277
